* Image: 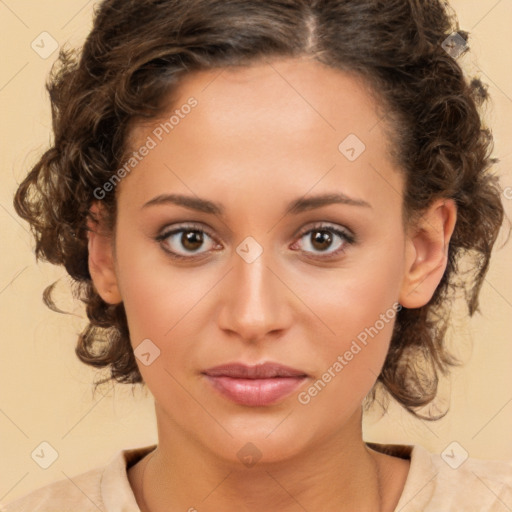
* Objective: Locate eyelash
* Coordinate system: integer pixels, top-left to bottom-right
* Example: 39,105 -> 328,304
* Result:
155,222 -> 356,261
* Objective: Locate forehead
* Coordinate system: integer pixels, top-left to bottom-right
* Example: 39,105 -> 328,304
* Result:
122,57 -> 402,217
178,57 -> 375,114
130,56 -> 390,149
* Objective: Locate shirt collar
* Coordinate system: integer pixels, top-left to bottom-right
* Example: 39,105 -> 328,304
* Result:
99,442 -> 435,512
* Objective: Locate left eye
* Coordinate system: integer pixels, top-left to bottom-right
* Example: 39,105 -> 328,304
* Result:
292,224 -> 354,258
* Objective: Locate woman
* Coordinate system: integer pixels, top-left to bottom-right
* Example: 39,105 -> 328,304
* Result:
4,0 -> 511,510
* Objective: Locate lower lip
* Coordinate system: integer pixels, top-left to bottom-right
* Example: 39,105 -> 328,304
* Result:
204,375 -> 307,406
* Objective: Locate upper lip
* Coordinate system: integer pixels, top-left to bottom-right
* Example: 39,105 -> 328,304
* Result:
203,362 -> 308,379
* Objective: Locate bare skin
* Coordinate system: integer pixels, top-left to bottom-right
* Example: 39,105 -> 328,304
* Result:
88,56 -> 456,511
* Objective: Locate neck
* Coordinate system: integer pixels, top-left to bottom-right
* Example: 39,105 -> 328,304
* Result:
135,407 -> 386,512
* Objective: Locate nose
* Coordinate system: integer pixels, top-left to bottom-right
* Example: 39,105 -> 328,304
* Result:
216,245 -> 292,343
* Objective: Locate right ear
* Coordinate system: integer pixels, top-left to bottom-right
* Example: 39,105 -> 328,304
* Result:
86,202 -> 122,305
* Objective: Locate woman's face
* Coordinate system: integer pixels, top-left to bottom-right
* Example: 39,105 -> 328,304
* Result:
105,57 -> 414,462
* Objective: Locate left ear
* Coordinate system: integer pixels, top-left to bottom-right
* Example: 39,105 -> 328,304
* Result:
399,198 -> 457,309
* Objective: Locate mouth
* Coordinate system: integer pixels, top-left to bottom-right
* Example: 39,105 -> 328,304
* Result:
202,362 -> 309,407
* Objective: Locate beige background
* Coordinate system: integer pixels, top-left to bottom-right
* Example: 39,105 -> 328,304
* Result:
1,0 -> 511,504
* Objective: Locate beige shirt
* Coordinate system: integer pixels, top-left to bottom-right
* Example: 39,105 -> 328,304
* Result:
2,443 -> 511,511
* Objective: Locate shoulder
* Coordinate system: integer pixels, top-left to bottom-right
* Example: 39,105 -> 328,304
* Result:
393,443 -> 512,512
426,446 -> 512,510
0,445 -> 156,512
0,466 -> 105,512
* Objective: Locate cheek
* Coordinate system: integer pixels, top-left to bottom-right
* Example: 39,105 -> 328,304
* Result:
295,243 -> 404,407
296,290 -> 399,419
113,237 -> 220,399
306,235 -> 403,345
114,243 -> 206,409
114,232 -> 209,343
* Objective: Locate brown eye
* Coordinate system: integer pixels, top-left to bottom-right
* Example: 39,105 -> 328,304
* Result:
294,223 -> 355,259
181,230 -> 204,252
310,230 -> 334,251
156,224 -> 218,259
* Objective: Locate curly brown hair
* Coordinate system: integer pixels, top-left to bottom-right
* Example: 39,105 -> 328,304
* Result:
13,0 -> 508,419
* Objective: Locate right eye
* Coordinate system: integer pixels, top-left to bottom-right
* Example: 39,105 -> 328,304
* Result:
155,223 -> 221,260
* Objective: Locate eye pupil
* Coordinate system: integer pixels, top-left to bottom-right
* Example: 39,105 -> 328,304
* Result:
312,230 -> 332,250
182,230 -> 203,251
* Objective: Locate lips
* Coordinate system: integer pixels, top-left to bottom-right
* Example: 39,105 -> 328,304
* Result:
203,362 -> 308,379
202,363 -> 309,406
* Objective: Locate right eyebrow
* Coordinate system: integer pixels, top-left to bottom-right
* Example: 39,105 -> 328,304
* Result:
142,194 -> 224,215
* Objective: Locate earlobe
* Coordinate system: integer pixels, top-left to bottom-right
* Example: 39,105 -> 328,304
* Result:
87,202 -> 122,305
399,199 -> 457,309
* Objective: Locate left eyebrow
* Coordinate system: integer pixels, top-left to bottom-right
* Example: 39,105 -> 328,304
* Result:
141,191 -> 372,216
285,193 -> 372,214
